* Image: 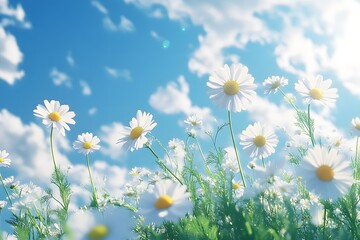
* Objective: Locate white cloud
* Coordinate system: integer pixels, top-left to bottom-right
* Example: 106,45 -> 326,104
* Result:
149,75 -> 216,133
119,15 -> 135,32
66,51 -> 75,67
0,0 -> 26,22
100,122 -> 126,160
50,68 -> 72,88
0,27 -> 24,84
88,107 -> 97,115
79,80 -> 92,95
103,15 -> 135,32
126,0 -> 360,98
0,0 -> 30,84
91,1 -> 135,32
105,66 -> 132,81
91,0 -> 108,15
149,76 -> 192,114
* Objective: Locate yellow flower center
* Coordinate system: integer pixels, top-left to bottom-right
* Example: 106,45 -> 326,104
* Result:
87,224 -> 109,240
191,121 -> 199,126
130,126 -> 143,139
316,165 -> 334,181
48,111 -> 61,122
0,157 -> 3,163
309,88 -> 323,100
355,123 -> 360,131
223,80 -> 240,96
83,141 -> 93,149
253,135 -> 266,147
232,183 -> 241,189
155,195 -> 173,209
271,81 -> 281,89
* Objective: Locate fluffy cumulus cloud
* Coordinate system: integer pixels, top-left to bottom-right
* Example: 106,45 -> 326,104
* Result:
0,0 -> 29,84
100,122 -> 126,160
0,27 -> 24,84
125,0 -> 360,98
149,75 -> 216,132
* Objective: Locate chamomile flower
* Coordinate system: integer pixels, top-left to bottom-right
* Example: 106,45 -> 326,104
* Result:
297,145 -> 353,200
184,115 -> 202,135
262,76 -> 288,94
117,110 -> 157,152
294,75 -> 338,106
0,150 -> 11,167
33,100 -> 76,136
240,122 -> 278,159
351,117 -> 360,136
73,132 -> 101,155
0,200 -> 6,209
207,63 -> 257,112
138,179 -> 192,225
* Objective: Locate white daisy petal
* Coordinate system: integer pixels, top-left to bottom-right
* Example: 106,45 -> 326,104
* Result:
33,100 -> 76,136
207,63 -> 257,112
297,145 -> 353,200
73,132 -> 101,155
240,122 -> 278,159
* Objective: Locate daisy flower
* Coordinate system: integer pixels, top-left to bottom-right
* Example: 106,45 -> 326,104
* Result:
117,110 -> 157,152
207,63 -> 257,112
297,145 -> 353,200
294,75 -> 338,106
240,122 -> 278,159
184,115 -> 202,135
0,150 -> 11,167
138,179 -> 193,225
67,206 -> 136,240
33,100 -> 76,136
351,117 -> 360,136
73,132 -> 101,155
262,76 -> 288,94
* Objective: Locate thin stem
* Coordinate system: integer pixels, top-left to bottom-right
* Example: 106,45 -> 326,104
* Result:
146,144 -> 183,185
0,174 -> 13,205
50,127 -> 59,174
228,111 -> 247,188
307,104 -> 316,146
323,205 -> 327,238
279,88 -> 299,112
86,153 -> 98,206
355,137 -> 359,179
195,136 -> 212,176
261,156 -> 265,168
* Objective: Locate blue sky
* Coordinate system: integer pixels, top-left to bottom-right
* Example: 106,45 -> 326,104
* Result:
1,0 -> 360,236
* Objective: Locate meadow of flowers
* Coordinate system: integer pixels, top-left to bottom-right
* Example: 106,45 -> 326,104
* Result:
0,63 -> 359,239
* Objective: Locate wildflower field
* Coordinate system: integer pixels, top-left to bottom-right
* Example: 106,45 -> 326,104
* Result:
1,1 -> 360,240
0,63 -> 359,239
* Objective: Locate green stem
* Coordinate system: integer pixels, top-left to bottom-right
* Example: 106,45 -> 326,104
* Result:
228,111 -> 247,188
0,174 -> 13,205
355,137 -> 359,179
307,104 -> 316,146
323,205 -> 327,238
195,136 -> 212,176
279,88 -> 299,112
146,144 -> 183,185
50,127 -> 60,176
261,156 -> 265,168
86,153 -> 98,206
